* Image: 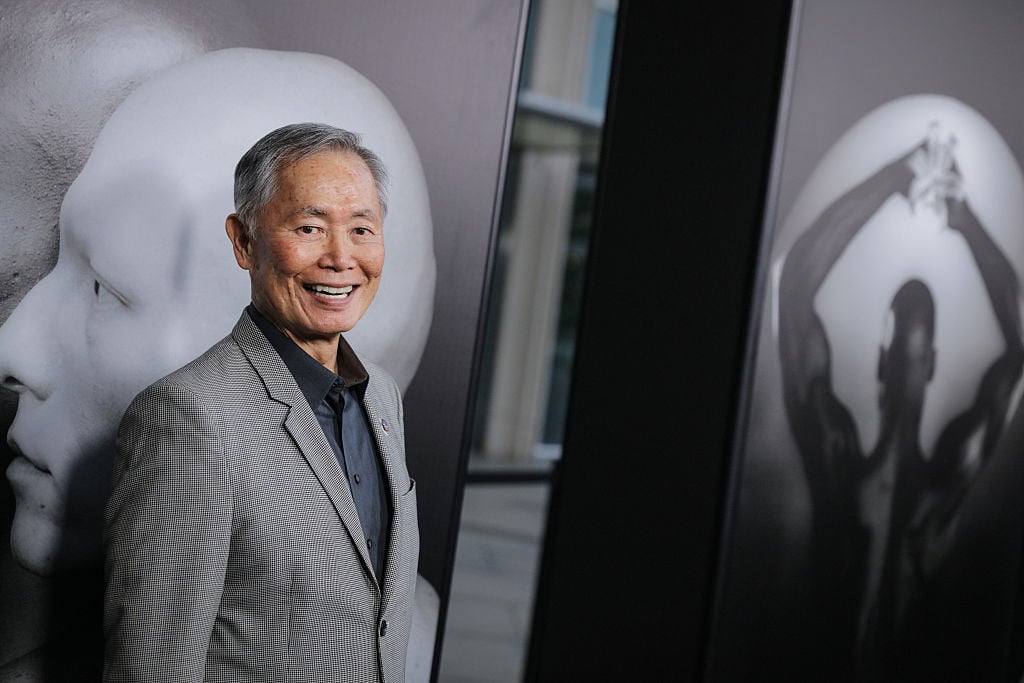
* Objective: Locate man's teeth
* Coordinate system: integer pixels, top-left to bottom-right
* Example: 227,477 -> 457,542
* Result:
309,284 -> 353,297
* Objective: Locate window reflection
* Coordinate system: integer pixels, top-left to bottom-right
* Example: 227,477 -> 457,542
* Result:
439,1 -> 617,681
472,0 -> 614,470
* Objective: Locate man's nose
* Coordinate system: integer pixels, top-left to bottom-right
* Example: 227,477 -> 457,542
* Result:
0,278 -> 56,400
318,233 -> 357,271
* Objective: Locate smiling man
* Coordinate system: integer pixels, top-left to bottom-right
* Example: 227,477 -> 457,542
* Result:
103,123 -> 419,682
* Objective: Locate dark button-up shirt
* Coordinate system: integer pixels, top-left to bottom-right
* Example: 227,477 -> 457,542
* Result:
248,304 -> 391,580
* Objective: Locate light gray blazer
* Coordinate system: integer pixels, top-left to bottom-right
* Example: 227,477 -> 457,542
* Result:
103,310 -> 418,682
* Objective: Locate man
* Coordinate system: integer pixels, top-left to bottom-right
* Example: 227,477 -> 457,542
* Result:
777,128 -> 1024,680
103,124 -> 419,681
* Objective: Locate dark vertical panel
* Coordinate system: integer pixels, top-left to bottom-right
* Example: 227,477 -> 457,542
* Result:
526,2 -> 791,680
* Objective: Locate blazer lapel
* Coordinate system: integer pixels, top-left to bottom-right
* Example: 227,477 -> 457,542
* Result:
231,312 -> 376,580
361,370 -> 410,609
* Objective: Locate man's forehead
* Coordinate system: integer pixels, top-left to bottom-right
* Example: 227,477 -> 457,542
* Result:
285,205 -> 380,219
272,154 -> 382,214
279,149 -> 370,178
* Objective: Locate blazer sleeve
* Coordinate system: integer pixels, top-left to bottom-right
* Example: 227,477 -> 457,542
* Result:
103,382 -> 231,682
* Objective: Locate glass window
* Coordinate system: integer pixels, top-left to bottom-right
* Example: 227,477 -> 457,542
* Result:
439,1 -> 618,681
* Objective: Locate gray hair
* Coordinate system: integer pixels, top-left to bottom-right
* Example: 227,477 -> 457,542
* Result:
233,122 -> 389,238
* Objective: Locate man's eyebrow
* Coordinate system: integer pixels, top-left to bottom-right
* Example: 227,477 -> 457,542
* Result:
290,206 -> 329,219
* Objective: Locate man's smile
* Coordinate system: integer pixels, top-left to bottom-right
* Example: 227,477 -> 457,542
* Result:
306,283 -> 354,298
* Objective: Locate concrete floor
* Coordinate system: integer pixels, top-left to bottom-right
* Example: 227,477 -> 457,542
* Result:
436,482 -> 551,683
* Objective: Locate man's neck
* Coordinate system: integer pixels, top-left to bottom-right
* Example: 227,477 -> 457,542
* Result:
281,331 -> 340,374
248,302 -> 341,373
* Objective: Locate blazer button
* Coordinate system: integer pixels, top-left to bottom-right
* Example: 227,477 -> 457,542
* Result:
379,620 -> 388,638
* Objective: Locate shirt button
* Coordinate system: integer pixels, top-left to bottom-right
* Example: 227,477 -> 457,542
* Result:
366,538 -> 373,549
379,620 -> 388,637
354,474 -> 362,484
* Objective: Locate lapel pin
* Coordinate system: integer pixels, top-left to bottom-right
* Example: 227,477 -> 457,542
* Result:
381,419 -> 390,432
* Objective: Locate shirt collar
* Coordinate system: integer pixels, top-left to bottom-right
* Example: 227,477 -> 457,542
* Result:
247,303 -> 368,409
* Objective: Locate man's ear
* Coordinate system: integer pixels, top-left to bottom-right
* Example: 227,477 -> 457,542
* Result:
226,214 -> 254,270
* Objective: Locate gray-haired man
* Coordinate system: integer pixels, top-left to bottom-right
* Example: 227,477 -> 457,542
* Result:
104,123 -> 418,682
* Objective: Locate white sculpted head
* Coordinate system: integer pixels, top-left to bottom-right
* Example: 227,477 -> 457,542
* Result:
0,47 -> 436,574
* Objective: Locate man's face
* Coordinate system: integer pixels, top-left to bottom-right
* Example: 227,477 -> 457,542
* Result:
232,150 -> 385,354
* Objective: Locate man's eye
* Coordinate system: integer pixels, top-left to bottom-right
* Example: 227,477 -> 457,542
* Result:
299,226 -> 317,234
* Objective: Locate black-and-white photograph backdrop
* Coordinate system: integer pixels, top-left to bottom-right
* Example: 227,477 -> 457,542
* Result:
710,1 -> 1024,681
0,1 -> 526,680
